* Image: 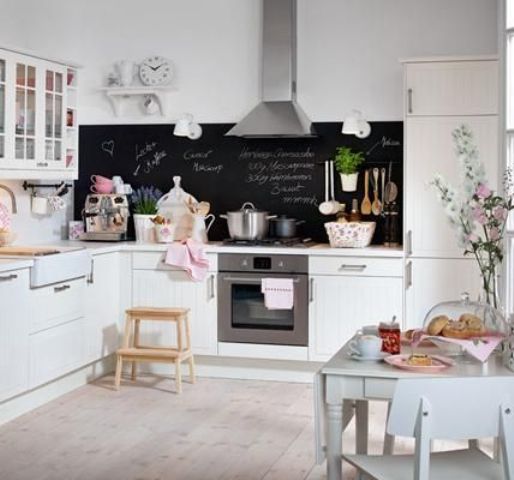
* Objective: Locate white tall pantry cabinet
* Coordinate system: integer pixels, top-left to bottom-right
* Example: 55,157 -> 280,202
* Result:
402,56 -> 499,327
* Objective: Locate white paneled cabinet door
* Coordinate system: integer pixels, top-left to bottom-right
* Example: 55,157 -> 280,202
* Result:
405,258 -> 482,329
0,269 -> 29,402
405,60 -> 498,116
132,270 -> 217,355
309,275 -> 403,362
405,115 -> 498,258
85,253 -> 121,362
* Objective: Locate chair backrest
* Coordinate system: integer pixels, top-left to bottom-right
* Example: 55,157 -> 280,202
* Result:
387,376 -> 514,440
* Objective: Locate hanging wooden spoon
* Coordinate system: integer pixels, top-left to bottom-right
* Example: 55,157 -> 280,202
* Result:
360,169 -> 372,215
371,167 -> 382,215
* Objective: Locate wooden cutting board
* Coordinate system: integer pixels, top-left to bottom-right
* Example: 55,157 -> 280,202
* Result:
0,246 -> 60,256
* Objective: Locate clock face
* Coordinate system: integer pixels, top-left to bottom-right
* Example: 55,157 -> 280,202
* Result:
139,56 -> 173,86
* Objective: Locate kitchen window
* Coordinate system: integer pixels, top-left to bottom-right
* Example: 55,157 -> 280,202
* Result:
505,0 -> 514,316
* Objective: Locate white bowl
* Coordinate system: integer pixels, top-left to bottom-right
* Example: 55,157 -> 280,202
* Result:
324,221 -> 376,248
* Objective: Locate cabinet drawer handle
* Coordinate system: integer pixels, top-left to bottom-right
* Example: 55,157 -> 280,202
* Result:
406,230 -> 413,256
208,274 -> 215,300
338,264 -> 367,272
37,161 -> 49,167
309,278 -> 314,303
0,274 -> 18,282
407,88 -> 413,114
54,284 -> 71,293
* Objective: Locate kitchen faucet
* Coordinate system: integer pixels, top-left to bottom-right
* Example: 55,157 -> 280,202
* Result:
0,184 -> 17,213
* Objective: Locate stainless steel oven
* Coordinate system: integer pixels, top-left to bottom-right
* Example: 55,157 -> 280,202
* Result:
218,253 -> 308,346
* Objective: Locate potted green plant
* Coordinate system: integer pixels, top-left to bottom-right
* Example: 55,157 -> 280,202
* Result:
334,146 -> 364,192
132,186 -> 163,243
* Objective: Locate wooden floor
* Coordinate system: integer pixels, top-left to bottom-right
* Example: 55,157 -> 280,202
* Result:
0,374 -> 476,480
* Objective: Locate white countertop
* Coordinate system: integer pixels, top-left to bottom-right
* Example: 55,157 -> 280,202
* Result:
0,258 -> 33,273
0,241 -> 403,271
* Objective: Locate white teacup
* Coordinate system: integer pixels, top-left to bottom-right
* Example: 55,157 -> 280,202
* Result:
349,335 -> 383,358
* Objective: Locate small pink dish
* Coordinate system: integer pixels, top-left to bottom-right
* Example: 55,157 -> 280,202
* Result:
384,354 -> 455,373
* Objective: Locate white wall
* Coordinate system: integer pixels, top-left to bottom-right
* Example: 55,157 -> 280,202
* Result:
1,0 -> 498,124
0,0 -> 499,243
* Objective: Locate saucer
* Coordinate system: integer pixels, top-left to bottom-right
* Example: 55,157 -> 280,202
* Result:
348,352 -> 388,362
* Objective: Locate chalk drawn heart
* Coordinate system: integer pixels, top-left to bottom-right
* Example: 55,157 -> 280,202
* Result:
101,140 -> 115,157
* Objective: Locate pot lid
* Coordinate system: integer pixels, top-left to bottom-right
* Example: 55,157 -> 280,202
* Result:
227,202 -> 268,214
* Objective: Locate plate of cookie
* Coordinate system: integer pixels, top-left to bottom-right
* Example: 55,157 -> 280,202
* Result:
384,353 -> 455,373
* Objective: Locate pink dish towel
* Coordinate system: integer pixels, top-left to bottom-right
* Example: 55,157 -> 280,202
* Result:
261,278 -> 294,310
164,239 -> 209,282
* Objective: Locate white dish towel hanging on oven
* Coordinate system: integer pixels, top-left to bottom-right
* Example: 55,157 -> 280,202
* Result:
261,278 -> 294,310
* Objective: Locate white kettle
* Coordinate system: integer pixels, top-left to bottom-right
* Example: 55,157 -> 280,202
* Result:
191,214 -> 215,243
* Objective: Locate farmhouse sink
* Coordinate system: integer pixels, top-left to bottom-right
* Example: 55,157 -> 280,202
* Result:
0,246 -> 92,287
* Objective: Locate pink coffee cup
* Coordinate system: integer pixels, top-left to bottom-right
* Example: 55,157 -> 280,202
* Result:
90,175 -> 112,184
90,182 -> 113,194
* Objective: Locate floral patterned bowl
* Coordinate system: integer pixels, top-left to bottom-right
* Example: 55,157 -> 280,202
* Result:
324,221 -> 376,248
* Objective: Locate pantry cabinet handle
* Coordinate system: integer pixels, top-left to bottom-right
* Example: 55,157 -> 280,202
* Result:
309,278 -> 314,303
406,261 -> 413,289
406,230 -> 413,256
407,88 -> 413,114
54,284 -> 71,293
0,274 -> 18,282
338,264 -> 367,272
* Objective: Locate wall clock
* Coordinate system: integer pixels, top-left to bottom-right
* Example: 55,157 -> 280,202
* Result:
139,56 -> 173,86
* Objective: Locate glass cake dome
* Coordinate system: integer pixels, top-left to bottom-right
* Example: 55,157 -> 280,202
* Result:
423,292 -> 507,338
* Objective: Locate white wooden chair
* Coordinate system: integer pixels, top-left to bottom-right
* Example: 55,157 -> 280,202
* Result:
343,377 -> 514,480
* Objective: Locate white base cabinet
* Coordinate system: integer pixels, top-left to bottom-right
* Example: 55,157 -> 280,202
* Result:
0,269 -> 30,402
132,268 -> 217,356
308,257 -> 403,362
405,258 -> 482,329
85,252 -> 122,362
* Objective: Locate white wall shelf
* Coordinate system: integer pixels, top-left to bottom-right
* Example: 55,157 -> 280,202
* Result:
100,86 -> 175,116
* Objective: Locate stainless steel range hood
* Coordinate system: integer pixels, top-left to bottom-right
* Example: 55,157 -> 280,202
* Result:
226,0 -> 316,138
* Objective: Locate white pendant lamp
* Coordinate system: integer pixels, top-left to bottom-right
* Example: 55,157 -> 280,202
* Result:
342,110 -> 371,138
173,113 -> 203,140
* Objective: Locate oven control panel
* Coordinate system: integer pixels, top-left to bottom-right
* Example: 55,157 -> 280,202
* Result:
219,254 -> 308,274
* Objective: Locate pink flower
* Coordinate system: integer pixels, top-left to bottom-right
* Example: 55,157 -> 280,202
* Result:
476,183 -> 492,199
468,233 -> 479,243
472,206 -> 487,225
493,205 -> 509,222
489,227 -> 500,241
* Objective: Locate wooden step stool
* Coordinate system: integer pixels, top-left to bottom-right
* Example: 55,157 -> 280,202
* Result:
114,307 -> 195,393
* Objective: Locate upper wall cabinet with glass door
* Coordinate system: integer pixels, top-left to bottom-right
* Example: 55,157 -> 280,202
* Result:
404,57 -> 499,116
0,47 -> 79,180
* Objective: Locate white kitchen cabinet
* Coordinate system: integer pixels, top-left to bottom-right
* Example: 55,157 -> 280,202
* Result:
132,269 -> 217,355
0,46 -> 79,179
404,58 -> 498,116
405,115 -> 499,258
85,252 -> 122,362
28,277 -> 87,388
29,317 -> 85,388
0,268 -> 30,402
405,258 -> 482,329
308,257 -> 403,362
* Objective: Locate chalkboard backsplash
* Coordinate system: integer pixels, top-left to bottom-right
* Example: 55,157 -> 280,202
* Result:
76,122 -> 403,243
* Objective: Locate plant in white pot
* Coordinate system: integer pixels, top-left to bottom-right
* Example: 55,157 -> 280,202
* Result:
132,186 -> 162,243
334,146 -> 364,192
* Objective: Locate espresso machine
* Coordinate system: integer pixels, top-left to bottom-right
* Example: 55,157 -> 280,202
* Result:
81,194 -> 130,241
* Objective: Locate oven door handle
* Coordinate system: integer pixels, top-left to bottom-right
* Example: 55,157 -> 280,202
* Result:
222,276 -> 302,284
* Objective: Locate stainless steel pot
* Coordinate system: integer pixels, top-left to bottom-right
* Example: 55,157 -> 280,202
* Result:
220,202 -> 276,240
271,215 -> 305,238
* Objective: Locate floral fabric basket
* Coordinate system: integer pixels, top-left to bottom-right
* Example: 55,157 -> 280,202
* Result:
324,221 -> 376,248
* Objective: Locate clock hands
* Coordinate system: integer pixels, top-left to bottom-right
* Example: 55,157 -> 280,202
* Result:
143,63 -> 165,72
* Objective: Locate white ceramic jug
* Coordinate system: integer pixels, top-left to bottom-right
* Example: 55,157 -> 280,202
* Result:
191,214 -> 215,243
116,60 -> 135,87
